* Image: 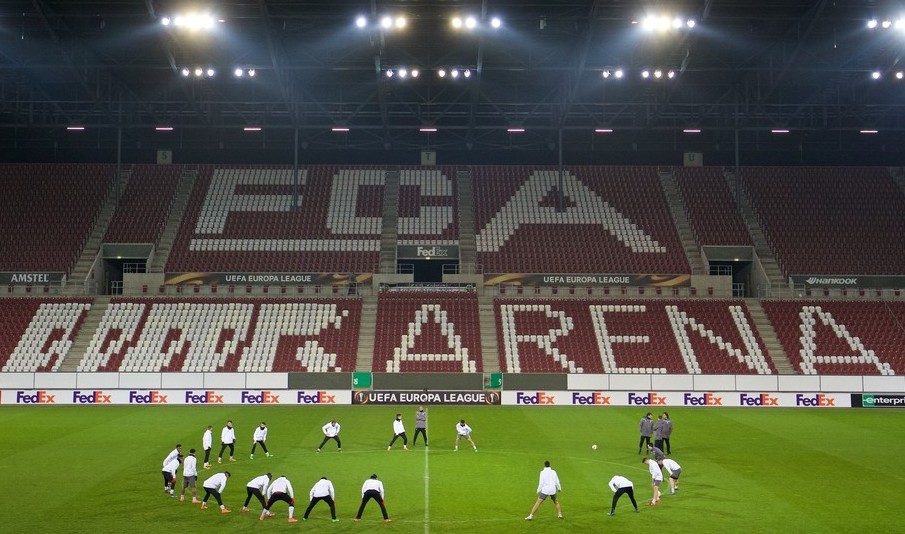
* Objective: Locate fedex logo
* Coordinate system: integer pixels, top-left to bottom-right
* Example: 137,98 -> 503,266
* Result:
185,391 -> 224,404
16,390 -> 56,404
627,392 -> 667,406
683,392 -> 722,406
739,393 -> 779,406
297,391 -> 336,404
795,393 -> 836,407
572,392 -> 611,405
129,390 -> 169,404
72,390 -> 112,404
241,391 -> 281,404
515,392 -> 556,405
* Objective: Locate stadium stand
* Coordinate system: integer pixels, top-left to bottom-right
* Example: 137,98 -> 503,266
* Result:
0,164 -> 114,274
740,167 -> 905,277
496,299 -> 774,374
672,167 -> 753,246
761,300 -> 905,375
0,298 -> 93,372
397,166 -> 459,245
373,291 -> 482,372
473,166 -> 690,274
103,164 -> 182,245
76,298 -> 361,373
165,165 -> 382,274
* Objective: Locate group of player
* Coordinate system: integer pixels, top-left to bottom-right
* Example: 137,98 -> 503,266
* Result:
158,407 -> 481,523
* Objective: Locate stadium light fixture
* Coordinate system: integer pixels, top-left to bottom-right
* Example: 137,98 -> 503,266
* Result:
881,20 -> 892,29
155,126 -> 174,132
463,69 -> 472,78
614,69 -> 624,78
163,12 -> 218,31
871,71 -> 881,80
234,68 -> 244,77
507,128 -> 525,133
380,16 -> 393,29
180,67 -> 190,77
243,127 -> 261,132
465,16 -> 478,29
594,128 -> 614,133
641,69 -> 650,79
420,128 -> 438,133
355,16 -> 367,29
386,69 -> 394,78
491,17 -> 502,29
450,68 -> 460,78
438,68 -> 447,78
395,16 -> 407,29
451,16 -> 463,29
860,129 -> 878,134
771,129 -> 790,134
683,128 -> 702,134
247,69 -> 255,77
331,127 -> 350,132
654,69 -> 663,79
206,68 -> 215,77
193,67 -> 203,77
867,19 -> 878,29
66,126 -> 85,131
897,71 -> 904,79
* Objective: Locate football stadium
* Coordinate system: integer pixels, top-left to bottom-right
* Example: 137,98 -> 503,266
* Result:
0,1 -> 903,533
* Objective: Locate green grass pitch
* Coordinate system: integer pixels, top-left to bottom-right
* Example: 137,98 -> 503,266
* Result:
0,405 -> 900,533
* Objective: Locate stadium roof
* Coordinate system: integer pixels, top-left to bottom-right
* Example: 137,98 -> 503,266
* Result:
2,1 -> 904,163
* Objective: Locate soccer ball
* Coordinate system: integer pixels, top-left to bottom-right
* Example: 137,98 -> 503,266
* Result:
591,444 -> 598,450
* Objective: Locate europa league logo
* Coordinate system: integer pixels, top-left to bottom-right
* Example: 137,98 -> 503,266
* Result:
354,391 -> 370,405
484,392 -> 500,405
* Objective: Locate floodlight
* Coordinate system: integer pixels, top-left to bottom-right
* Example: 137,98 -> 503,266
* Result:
247,69 -> 255,77
381,16 -> 392,29
420,128 -> 437,133
398,68 -> 407,78
452,17 -> 463,29
161,17 -> 171,26
654,69 -> 663,79
871,71 -> 881,80
243,127 -> 261,132
206,68 -> 215,77
686,19 -> 696,28
66,126 -> 85,131
860,129 -> 878,134
897,71 -> 904,79
683,128 -> 701,133
194,67 -> 203,77
641,69 -> 650,79
451,68 -> 460,78
667,70 -> 676,79
602,70 -> 611,79
438,69 -> 447,78
882,20 -> 892,28
642,16 -> 655,31
386,69 -> 394,78
411,69 -> 419,78
594,129 -> 613,133
355,16 -> 367,28
465,16 -> 477,29
657,16 -> 670,31
491,17 -> 502,29
331,127 -> 350,132
181,68 -> 190,77
672,18 -> 683,29
867,19 -> 878,29
463,69 -> 472,78
507,128 -> 525,133
174,16 -> 184,26
234,68 -> 244,77
614,69 -> 624,78
155,127 -> 173,132
771,129 -> 790,134
395,16 -> 406,29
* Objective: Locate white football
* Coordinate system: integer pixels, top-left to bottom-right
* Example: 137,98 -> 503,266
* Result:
591,444 -> 598,450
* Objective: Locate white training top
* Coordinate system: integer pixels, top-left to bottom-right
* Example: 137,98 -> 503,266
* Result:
247,474 -> 270,491
608,475 -> 633,492
268,477 -> 294,499
647,460 -> 663,481
203,473 -> 228,492
202,429 -> 212,450
455,422 -> 472,436
361,478 -> 385,498
536,467 -> 562,495
183,455 -> 198,477
163,448 -> 179,467
310,478 -> 335,499
661,459 -> 681,475
253,426 -> 268,442
393,419 -> 405,435
322,422 -> 341,437
163,458 -> 180,476
221,425 -> 236,444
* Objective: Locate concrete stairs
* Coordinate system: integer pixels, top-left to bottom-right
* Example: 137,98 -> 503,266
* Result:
60,295 -> 111,371
379,170 -> 400,274
745,299 -> 795,375
150,167 -> 197,273
725,171 -> 787,294
355,296 -> 378,372
477,296 -> 500,372
658,170 -> 705,275
63,169 -> 131,296
457,169 -> 478,272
